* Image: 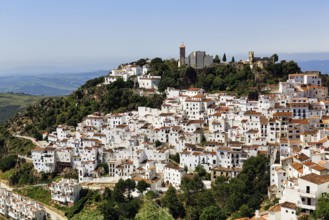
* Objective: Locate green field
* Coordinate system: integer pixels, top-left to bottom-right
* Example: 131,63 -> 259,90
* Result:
0,93 -> 45,122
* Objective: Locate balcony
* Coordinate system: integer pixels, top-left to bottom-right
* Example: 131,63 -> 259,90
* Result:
298,189 -> 317,198
298,202 -> 316,211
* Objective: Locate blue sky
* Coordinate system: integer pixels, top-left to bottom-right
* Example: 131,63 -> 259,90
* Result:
1,0 -> 329,74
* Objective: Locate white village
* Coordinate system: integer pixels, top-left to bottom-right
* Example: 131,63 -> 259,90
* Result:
27,66 -> 329,220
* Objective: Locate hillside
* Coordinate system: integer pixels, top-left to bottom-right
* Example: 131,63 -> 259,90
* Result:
7,76 -> 165,138
1,57 -> 318,149
0,93 -> 45,122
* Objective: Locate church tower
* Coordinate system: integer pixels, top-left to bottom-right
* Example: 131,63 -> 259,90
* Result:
179,43 -> 186,67
248,51 -> 254,63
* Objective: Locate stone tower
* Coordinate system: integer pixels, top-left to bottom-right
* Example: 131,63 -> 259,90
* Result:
248,51 -> 254,63
179,43 -> 186,67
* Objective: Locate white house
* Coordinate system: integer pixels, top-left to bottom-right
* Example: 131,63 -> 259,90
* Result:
0,187 -> 46,220
49,178 -> 81,206
164,162 -> 186,188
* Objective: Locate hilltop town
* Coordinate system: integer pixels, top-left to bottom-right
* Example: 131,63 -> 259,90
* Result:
1,45 -> 329,220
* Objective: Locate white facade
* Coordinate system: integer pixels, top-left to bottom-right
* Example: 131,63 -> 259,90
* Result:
0,187 -> 46,220
50,179 -> 81,205
164,163 -> 186,187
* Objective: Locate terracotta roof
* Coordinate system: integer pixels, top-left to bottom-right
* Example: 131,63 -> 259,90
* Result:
244,110 -> 262,116
300,173 -> 329,185
290,162 -> 303,170
159,113 -> 175,116
290,119 -> 309,125
273,112 -> 292,117
32,146 -> 44,152
294,153 -> 309,162
268,204 -> 281,212
303,161 -> 328,171
281,202 -> 297,210
187,88 -> 202,91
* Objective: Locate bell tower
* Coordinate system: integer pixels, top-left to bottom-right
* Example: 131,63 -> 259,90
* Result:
248,51 -> 254,63
179,43 -> 186,67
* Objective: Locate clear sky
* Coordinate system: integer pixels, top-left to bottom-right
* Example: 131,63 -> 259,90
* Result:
1,0 -> 329,74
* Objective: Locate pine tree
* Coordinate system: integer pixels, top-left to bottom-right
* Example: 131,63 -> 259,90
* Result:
213,55 -> 220,64
222,53 -> 227,62
161,186 -> 185,218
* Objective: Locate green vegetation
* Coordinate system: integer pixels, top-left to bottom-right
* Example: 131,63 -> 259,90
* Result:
71,209 -> 104,220
222,53 -> 227,62
136,180 -> 150,194
160,155 -> 270,220
0,124 -> 35,156
161,186 -> 185,219
0,168 -> 15,180
7,78 -> 165,137
135,200 -> 174,220
0,215 -> 8,220
0,155 -> 17,172
150,57 -> 300,96
0,57 -> 309,219
169,153 -> 180,164
0,93 -> 44,122
99,179 -> 143,220
7,155 -> 269,220
314,194 -> 329,219
14,186 -> 51,205
8,159 -> 56,186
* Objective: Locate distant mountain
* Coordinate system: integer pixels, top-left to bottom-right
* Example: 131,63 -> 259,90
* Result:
0,70 -> 108,96
298,60 -> 329,75
0,93 -> 44,122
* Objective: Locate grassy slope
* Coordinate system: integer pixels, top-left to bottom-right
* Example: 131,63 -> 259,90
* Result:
0,93 -> 45,122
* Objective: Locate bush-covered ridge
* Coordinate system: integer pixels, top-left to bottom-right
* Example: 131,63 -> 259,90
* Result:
7,77 -> 165,136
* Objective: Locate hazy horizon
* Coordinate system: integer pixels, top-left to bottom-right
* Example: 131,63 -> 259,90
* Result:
1,51 -> 329,76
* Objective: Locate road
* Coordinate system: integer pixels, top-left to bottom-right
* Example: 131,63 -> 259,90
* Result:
14,134 -> 40,146
0,181 -> 67,220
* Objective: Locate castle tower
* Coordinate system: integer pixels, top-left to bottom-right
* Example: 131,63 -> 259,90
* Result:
179,43 -> 186,67
248,51 -> 254,63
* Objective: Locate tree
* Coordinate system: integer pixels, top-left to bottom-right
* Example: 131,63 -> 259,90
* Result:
125,178 -> 136,198
97,163 -> 109,174
170,153 -> 180,164
161,186 -> 185,218
136,180 -> 150,194
99,200 -> 119,220
194,164 -> 207,178
314,195 -> 329,219
181,174 -> 204,193
212,76 -> 225,91
135,200 -> 174,220
271,54 -> 279,63
113,179 -> 126,203
213,55 -> 220,64
103,187 -> 112,200
199,205 -> 227,220
201,134 -> 206,144
0,155 -> 17,172
222,53 -> 227,62
155,140 -> 162,147
184,66 -> 197,85
136,58 -> 147,66
231,56 -> 235,63
119,198 -> 140,219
